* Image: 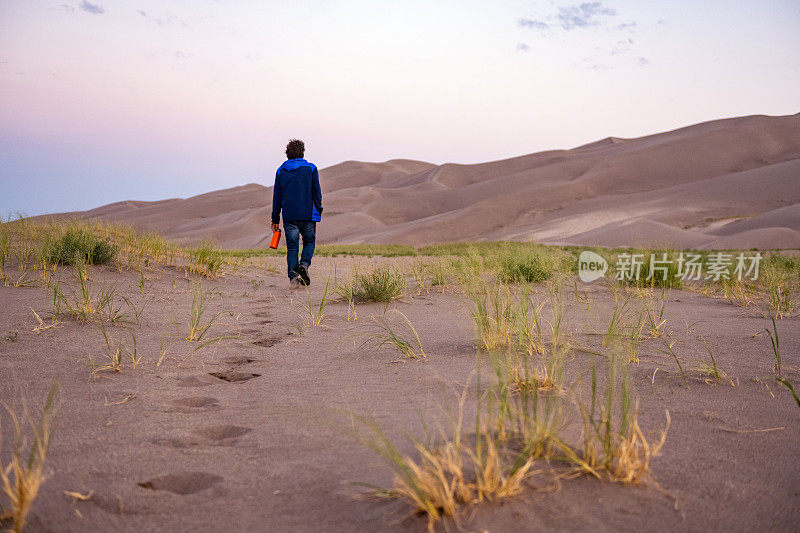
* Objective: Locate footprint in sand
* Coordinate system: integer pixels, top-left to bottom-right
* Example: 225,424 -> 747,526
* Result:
137,472 -> 222,495
253,336 -> 279,347
208,371 -> 261,383
151,424 -> 252,448
221,355 -> 256,365
88,492 -> 140,515
193,424 -> 252,442
176,375 -> 219,387
149,436 -> 202,448
166,396 -> 221,413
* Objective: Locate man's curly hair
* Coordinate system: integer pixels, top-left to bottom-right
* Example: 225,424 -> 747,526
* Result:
285,139 -> 305,159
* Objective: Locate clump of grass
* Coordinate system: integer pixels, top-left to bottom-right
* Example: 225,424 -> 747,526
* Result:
470,282 -> 568,449
656,337 -> 688,386
489,340 -> 565,398
468,284 -> 514,351
353,380 -> 534,532
766,317 -> 782,379
507,291 -> 567,394
486,306 -> 568,450
0,381 -> 59,533
625,251 -> 682,289
352,267 -> 404,303
694,337 -> 728,384
766,253 -> 800,271
495,251 -> 554,284
574,350 -> 670,484
760,262 -> 795,319
107,296 -> 146,326
97,321 -> 123,373
514,288 -> 547,356
92,321 -> 139,373
600,292 -> 645,363
354,419 -> 466,530
186,284 -> 225,341
50,260 -> 116,322
603,297 -> 634,347
334,274 -> 358,322
158,329 -> 169,367
408,261 -> 429,295
471,284 -> 569,386
644,289 -> 668,338
441,254 -> 484,287
44,226 -> 116,266
428,260 -> 448,291
359,310 -> 427,359
407,259 -> 450,293
721,278 -> 756,308
188,241 -> 223,279
303,275 -> 331,327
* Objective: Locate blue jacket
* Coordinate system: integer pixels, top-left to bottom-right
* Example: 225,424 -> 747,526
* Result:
271,158 -> 323,224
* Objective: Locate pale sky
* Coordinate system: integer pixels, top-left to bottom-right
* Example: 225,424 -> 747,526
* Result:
1,0 -> 799,216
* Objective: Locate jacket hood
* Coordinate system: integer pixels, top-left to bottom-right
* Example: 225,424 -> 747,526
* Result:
279,158 -> 313,172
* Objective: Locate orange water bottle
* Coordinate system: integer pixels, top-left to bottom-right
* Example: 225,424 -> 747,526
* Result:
269,228 -> 281,249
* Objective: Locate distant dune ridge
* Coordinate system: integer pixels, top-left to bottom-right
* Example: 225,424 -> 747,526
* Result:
67,114 -> 800,249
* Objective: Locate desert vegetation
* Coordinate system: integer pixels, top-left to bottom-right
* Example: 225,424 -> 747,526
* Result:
0,382 -> 58,533
0,218 -> 798,531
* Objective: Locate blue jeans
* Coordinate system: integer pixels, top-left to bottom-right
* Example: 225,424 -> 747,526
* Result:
283,220 -> 316,279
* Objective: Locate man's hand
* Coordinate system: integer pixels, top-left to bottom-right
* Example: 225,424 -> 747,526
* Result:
270,222 -> 279,232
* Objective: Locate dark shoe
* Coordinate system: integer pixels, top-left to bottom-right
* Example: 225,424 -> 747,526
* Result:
294,263 -> 311,286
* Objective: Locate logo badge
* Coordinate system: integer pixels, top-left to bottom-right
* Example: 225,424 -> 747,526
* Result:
578,251 -> 608,283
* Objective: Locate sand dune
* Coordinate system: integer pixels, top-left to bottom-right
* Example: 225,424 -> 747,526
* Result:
56,113 -> 800,249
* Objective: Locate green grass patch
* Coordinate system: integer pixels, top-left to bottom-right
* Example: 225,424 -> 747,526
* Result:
624,250 -> 683,289
44,226 -> 117,266
495,251 -> 555,283
764,253 -> 800,279
419,241 -> 549,257
187,241 -> 223,278
352,267 -> 405,302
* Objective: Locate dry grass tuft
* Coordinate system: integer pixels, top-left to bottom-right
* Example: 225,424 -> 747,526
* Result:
359,310 -> 427,359
604,409 -> 670,484
721,278 -> 757,308
574,350 -> 670,484
0,382 -> 59,533
187,241 -> 223,279
354,380 -> 535,532
186,284 -> 226,341
468,284 -> 514,351
302,275 -> 331,327
353,267 -> 405,303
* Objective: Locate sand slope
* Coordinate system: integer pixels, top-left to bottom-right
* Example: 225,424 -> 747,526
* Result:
58,114 -> 800,249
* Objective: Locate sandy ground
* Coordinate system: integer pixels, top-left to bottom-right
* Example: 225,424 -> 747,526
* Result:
1,256 -> 799,532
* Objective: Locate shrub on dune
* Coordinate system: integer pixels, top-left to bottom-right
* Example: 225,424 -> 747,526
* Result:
353,267 -> 405,302
496,251 -> 554,284
45,227 -> 116,266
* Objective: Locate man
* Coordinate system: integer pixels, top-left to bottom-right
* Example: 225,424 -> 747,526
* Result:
271,139 -> 323,286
